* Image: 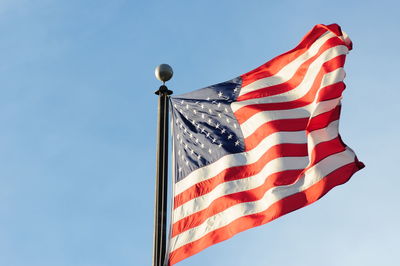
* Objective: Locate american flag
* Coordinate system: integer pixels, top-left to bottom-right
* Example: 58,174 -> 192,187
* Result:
168,24 -> 364,265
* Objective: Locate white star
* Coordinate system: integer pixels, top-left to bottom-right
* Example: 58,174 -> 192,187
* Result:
206,97 -> 210,101
201,143 -> 205,148
186,104 -> 189,109
190,149 -> 194,154
193,110 -> 197,114
201,104 -> 205,109
233,124 -> 237,129
217,103 -> 221,108
208,109 -> 212,114
181,100 -> 184,104
178,167 -> 182,172
206,132 -> 210,138
228,134 -> 233,140
233,88 -> 238,92
224,107 -> 229,113
184,143 -> 188,149
218,113 -> 222,118
208,118 -> 212,125
218,91 -> 223,97
208,148 -> 212,154
215,123 -> 220,129
226,118 -> 230,123
197,154 -> 201,160
235,140 -> 240,146
221,128 -> 226,134
196,124 -> 200,129
201,114 -> 205,119
218,143 -> 223,148
201,127 -> 206,133
212,138 -> 216,143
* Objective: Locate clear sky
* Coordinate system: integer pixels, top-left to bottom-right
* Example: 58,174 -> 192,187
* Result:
0,0 -> 398,266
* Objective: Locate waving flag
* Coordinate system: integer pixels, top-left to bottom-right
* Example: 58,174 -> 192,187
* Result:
168,24 -> 364,265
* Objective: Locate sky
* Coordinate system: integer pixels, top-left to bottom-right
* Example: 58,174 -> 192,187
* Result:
0,0 -> 399,266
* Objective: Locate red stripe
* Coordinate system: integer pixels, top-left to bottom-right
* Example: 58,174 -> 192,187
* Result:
325,24 -> 352,50
317,82 -> 345,102
309,137 -> 346,165
173,143 -> 307,209
172,137 -> 345,237
169,161 -> 363,265
306,104 -> 341,132
235,54 -> 346,124
238,38 -> 344,101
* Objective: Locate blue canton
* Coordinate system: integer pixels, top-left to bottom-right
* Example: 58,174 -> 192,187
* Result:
170,77 -> 244,182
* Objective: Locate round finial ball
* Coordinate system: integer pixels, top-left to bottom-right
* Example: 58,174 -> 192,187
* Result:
155,64 -> 173,83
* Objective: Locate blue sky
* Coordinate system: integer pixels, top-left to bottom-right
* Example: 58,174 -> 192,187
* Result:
0,0 -> 398,265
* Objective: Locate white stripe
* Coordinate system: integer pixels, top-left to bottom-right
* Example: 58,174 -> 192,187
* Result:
239,31 -> 335,96
307,119 -> 339,146
174,130 -> 307,195
232,45 -> 348,112
340,31 -> 351,48
307,118 -> 340,156
170,148 -> 356,251
173,120 -> 340,222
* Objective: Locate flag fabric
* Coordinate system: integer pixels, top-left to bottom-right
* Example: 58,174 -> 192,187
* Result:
168,23 -> 364,265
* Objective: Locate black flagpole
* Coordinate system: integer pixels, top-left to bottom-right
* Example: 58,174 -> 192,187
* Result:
153,64 -> 173,266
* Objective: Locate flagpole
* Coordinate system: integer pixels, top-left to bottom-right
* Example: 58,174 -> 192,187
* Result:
153,64 -> 173,266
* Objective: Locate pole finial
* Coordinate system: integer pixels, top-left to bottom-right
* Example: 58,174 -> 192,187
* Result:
155,64 -> 173,84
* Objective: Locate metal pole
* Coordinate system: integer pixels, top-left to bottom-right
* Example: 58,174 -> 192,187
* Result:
153,64 -> 173,266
